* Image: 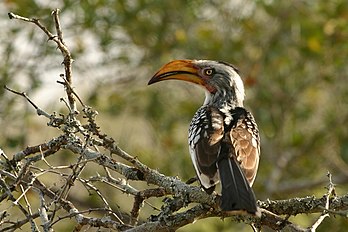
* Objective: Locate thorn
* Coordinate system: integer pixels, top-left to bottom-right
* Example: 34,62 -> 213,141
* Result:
47,35 -> 57,41
8,12 -> 15,19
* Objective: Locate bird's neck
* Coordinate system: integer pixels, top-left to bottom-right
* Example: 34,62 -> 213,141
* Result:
204,89 -> 244,125
204,89 -> 244,108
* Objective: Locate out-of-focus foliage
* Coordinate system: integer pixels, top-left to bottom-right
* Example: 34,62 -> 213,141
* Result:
1,0 -> 347,231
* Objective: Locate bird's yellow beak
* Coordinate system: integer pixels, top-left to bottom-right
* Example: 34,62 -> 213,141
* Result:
148,60 -> 203,86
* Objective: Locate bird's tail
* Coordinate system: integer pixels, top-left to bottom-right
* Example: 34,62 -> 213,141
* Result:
217,156 -> 258,215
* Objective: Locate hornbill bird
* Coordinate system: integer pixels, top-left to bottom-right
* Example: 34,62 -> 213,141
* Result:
148,59 -> 260,215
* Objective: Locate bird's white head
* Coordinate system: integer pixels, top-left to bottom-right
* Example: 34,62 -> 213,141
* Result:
148,59 -> 245,108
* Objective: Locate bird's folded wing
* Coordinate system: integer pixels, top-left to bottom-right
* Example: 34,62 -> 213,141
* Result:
230,109 -> 260,186
189,106 -> 224,188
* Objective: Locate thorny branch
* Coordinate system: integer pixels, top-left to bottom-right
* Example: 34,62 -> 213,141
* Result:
8,10 -> 75,112
2,9 -> 348,232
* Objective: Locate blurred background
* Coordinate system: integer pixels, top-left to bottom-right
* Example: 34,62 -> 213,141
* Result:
1,0 -> 347,231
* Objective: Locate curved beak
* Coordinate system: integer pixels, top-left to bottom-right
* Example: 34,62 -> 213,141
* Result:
148,59 -> 203,86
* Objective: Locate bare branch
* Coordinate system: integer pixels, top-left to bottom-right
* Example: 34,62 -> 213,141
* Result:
4,85 -> 51,118
8,10 -> 76,112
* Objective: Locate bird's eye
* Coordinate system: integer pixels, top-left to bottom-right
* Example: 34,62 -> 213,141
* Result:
204,68 -> 214,76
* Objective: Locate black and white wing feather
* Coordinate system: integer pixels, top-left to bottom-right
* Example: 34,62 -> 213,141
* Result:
188,106 -> 224,189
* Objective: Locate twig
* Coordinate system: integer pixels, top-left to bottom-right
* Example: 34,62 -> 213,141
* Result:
0,212 -> 41,232
90,173 -> 138,195
4,85 -> 51,118
37,190 -> 53,232
51,208 -> 119,226
56,155 -> 86,200
308,172 -> 335,231
8,12 -> 53,38
51,9 -> 75,111
57,73 -> 85,107
33,179 -> 132,230
79,178 -> 125,224
52,9 -> 64,45
8,10 -> 76,112
0,177 -> 39,231
131,188 -> 167,225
